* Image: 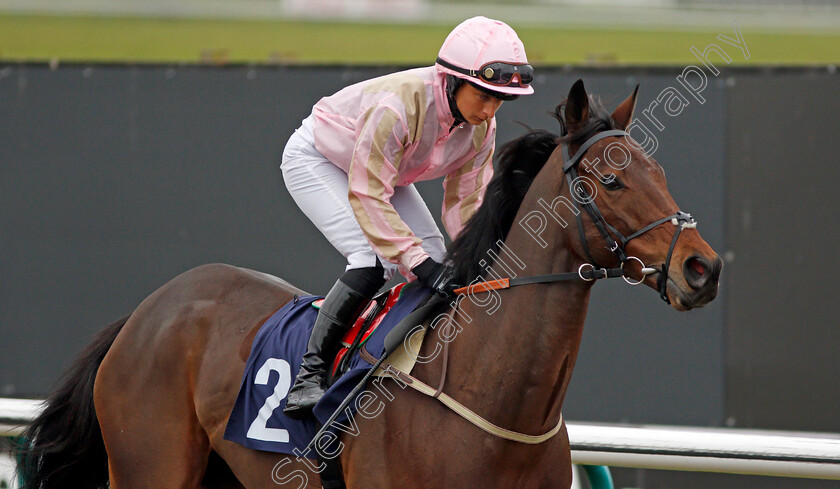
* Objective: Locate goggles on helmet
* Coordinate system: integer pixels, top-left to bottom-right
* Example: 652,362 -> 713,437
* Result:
436,57 -> 533,88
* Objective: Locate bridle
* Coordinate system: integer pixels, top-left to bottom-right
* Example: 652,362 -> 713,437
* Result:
454,129 -> 698,304
563,129 -> 697,303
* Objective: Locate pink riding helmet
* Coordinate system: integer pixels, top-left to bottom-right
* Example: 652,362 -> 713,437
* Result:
436,16 -> 534,96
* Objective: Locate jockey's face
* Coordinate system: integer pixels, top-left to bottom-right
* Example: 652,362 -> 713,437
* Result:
454,83 -> 504,126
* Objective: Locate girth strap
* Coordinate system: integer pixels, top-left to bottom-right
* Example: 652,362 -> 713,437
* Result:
317,454 -> 346,489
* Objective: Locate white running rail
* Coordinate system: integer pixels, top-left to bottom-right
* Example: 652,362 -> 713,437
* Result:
567,422 -> 840,480
2,398 -> 840,480
0,398 -> 42,437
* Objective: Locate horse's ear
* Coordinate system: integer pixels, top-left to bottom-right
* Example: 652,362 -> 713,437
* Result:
611,84 -> 639,130
564,79 -> 590,127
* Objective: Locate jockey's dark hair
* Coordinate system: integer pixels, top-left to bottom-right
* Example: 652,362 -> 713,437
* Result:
445,75 -> 467,124
445,94 -> 616,283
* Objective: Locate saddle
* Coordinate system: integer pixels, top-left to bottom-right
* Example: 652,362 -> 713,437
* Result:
319,283 -> 408,384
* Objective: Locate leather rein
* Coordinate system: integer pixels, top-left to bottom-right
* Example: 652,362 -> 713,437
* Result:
454,129 -> 698,305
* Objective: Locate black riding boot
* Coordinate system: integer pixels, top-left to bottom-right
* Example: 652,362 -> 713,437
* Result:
283,279 -> 370,419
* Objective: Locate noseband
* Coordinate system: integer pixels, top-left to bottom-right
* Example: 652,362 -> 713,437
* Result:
454,129 -> 697,304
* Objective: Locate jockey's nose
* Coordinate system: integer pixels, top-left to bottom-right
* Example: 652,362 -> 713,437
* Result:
484,100 -> 501,119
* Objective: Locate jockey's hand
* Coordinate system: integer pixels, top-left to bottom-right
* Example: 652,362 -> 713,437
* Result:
412,258 -> 460,297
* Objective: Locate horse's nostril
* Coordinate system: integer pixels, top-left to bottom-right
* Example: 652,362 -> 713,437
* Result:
689,258 -> 706,276
684,256 -> 711,289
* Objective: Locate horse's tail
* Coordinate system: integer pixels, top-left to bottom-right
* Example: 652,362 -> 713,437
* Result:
16,314 -> 130,489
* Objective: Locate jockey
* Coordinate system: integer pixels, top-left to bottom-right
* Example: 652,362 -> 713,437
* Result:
281,16 -> 534,418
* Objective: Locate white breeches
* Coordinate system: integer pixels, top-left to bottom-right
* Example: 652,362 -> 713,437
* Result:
280,115 -> 446,281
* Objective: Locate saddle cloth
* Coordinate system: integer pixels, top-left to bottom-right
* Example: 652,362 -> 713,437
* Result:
223,282 -> 433,456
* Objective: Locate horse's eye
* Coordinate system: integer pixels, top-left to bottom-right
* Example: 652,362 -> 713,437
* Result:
601,174 -> 624,191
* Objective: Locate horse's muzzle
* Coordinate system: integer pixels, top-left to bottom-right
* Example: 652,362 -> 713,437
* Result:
677,254 -> 723,308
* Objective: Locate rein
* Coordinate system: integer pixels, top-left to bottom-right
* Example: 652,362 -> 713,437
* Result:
455,129 -> 698,304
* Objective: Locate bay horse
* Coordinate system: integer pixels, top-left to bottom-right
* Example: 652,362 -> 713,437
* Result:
19,79 -> 721,489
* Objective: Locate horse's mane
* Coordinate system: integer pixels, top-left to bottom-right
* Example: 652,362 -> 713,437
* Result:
445,95 -> 616,283
445,128 -> 557,282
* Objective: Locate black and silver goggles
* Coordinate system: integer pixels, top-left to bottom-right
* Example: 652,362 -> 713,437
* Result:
436,57 -> 534,88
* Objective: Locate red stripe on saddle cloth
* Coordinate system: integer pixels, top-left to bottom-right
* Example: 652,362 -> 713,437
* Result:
330,282 -> 407,375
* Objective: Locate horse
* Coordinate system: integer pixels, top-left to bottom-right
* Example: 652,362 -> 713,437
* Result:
18,79 -> 721,489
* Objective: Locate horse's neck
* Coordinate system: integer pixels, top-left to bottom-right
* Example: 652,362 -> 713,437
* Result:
437,172 -> 594,432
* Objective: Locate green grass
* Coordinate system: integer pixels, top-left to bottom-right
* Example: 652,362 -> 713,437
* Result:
1,14 -> 839,65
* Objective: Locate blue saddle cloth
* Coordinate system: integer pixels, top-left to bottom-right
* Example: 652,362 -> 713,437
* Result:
223,284 -> 433,456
